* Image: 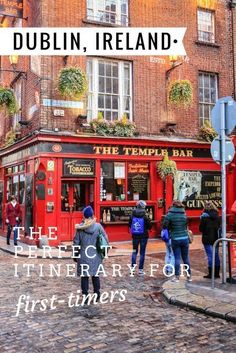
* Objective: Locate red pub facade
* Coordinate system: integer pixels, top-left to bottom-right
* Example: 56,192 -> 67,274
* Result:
1,132 -> 235,245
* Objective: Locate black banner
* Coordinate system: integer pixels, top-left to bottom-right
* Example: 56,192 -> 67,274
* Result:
63,159 -> 95,177
100,205 -> 154,223
0,0 -> 23,18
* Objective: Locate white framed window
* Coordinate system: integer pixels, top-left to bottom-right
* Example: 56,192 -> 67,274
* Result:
199,72 -> 218,125
197,9 -> 215,43
87,0 -> 129,26
87,58 -> 132,121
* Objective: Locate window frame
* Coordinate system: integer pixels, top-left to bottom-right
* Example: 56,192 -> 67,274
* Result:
197,8 -> 215,44
198,71 -> 218,126
87,58 -> 133,121
100,160 -> 150,202
87,0 -> 129,26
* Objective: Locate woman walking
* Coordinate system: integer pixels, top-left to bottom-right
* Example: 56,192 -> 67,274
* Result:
163,200 -> 191,282
199,203 -> 221,278
73,206 -> 109,303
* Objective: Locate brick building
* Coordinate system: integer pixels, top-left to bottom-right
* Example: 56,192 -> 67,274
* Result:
0,0 -> 235,244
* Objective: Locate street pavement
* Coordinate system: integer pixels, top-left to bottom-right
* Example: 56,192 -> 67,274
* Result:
0,238 -> 236,353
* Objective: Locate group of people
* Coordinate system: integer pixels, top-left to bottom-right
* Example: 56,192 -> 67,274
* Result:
5,194 -> 221,302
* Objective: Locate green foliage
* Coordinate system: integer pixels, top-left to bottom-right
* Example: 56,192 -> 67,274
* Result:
157,155 -> 177,180
58,66 -> 88,99
168,79 -> 193,107
89,114 -> 136,137
4,128 -> 16,147
0,87 -> 18,115
199,120 -> 217,142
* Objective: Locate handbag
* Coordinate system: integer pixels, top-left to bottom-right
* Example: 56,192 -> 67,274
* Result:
96,230 -> 109,259
188,229 -> 194,244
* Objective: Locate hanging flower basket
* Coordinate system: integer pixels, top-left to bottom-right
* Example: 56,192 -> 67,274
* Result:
4,128 -> 16,147
0,87 -> 18,115
198,120 -> 217,142
168,79 -> 193,107
89,113 -> 136,137
157,155 -> 177,180
58,66 -> 88,99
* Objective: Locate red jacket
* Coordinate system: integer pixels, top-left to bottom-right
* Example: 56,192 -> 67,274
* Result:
6,202 -> 22,226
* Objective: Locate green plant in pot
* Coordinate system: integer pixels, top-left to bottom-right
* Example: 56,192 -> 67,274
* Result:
4,128 -> 17,147
198,120 -> 217,142
157,155 -> 177,180
113,114 -> 136,137
90,112 -> 114,136
0,87 -> 18,115
58,66 -> 88,99
168,79 -> 193,107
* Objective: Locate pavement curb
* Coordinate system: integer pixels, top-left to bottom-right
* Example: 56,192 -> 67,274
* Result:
162,280 -> 236,323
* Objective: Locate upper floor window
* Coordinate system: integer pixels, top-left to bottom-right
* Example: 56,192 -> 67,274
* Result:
87,58 -> 132,121
199,72 -> 218,125
87,0 -> 129,26
197,9 -> 215,43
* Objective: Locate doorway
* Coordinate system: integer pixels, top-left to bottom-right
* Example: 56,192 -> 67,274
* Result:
60,180 -> 94,241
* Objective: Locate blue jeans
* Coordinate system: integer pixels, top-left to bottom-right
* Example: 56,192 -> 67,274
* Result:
204,244 -> 220,268
171,238 -> 191,277
165,240 -> 175,273
131,238 -> 148,270
81,276 -> 100,296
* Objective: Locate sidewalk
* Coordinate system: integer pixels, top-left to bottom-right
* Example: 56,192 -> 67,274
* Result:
161,276 -> 236,323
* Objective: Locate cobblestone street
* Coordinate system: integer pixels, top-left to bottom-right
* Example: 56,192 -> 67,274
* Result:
0,248 -> 235,353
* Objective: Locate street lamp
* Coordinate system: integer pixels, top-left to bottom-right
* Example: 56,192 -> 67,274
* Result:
165,55 -> 184,80
0,55 -> 26,76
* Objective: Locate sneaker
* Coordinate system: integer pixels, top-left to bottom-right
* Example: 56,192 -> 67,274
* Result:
187,276 -> 192,282
130,266 -> 136,275
171,276 -> 180,283
138,269 -> 145,276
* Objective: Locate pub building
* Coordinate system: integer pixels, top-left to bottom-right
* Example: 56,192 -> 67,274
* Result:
1,132 -> 235,246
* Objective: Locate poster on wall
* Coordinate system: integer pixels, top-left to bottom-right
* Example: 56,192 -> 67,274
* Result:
174,170 -> 222,209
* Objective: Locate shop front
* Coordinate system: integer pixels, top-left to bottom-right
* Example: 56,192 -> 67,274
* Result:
0,133 -> 226,245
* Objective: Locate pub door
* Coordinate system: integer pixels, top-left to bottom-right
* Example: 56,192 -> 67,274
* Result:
60,180 -> 94,241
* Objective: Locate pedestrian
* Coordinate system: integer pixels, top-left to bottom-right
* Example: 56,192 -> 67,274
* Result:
129,200 -> 152,275
199,202 -> 221,279
162,200 -> 191,282
6,195 -> 22,246
73,205 -> 109,303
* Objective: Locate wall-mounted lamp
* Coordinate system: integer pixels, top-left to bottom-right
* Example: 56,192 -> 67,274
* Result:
0,55 -> 26,77
63,55 -> 69,66
166,55 -> 184,80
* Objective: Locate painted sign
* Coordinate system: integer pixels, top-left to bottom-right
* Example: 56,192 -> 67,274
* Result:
0,0 -> 23,18
63,159 -> 95,177
174,171 -> 222,209
43,99 -> 83,109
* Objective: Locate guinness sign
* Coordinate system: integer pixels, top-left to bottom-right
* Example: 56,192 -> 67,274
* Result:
63,159 -> 95,177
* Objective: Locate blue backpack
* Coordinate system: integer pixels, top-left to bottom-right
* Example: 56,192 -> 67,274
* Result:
130,216 -> 145,235
161,229 -> 170,242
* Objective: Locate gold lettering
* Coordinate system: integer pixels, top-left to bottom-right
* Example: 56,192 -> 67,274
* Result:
179,150 -> 186,157
161,149 -> 168,156
132,148 -> 138,155
187,150 -> 193,157
102,147 -> 111,154
172,150 -> 180,157
93,146 -> 102,154
147,149 -> 155,156
123,147 -> 131,155
112,147 -> 119,155
139,148 -> 148,156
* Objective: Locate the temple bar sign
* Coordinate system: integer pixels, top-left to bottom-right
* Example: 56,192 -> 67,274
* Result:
63,159 -> 95,177
0,0 -> 23,18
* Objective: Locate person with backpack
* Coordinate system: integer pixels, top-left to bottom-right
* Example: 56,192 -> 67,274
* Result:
73,206 -> 109,303
129,200 -> 152,275
162,200 -> 191,282
199,202 -> 221,279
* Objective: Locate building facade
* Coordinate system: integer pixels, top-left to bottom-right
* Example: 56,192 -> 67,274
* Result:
0,0 -> 235,244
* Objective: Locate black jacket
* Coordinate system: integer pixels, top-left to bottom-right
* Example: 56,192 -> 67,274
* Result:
199,210 -> 221,245
129,208 -> 152,238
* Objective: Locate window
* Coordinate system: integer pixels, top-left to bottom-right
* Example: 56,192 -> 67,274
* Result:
197,9 -> 215,43
5,165 -> 25,204
100,162 -> 150,201
199,72 -> 218,125
87,0 -> 128,26
87,58 -> 132,121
